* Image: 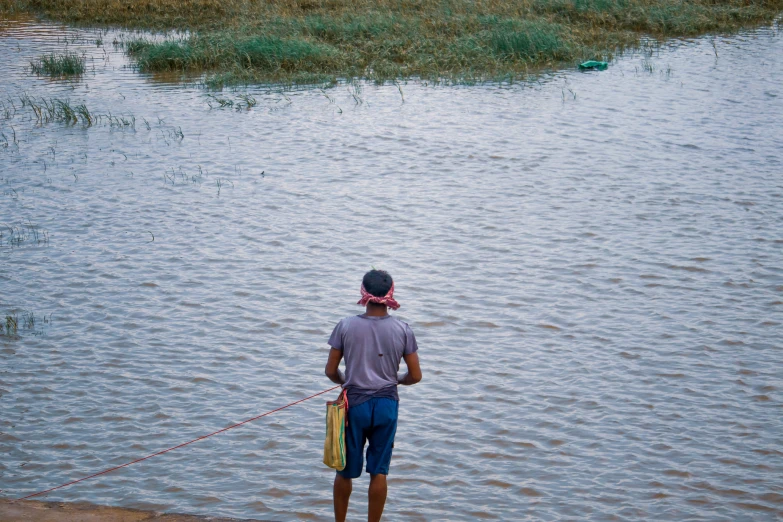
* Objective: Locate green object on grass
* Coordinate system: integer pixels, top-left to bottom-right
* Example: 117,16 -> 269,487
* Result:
579,60 -> 608,70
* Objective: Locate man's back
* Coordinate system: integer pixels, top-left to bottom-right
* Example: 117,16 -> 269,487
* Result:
328,314 -> 417,393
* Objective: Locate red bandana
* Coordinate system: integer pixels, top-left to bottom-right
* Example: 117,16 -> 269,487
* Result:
357,282 -> 400,310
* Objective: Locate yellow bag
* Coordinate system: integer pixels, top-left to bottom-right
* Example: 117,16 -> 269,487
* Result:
323,389 -> 348,471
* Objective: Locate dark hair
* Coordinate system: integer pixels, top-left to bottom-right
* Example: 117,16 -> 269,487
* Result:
363,270 -> 393,297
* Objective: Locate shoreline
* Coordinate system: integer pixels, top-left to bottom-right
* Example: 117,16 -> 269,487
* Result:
1,0 -> 781,87
0,499 -> 269,522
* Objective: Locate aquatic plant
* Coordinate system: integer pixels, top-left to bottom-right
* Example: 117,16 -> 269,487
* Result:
3,222 -> 49,246
75,103 -> 93,125
163,165 -> 206,185
0,124 -> 18,150
236,94 -> 257,108
20,94 -> 87,125
17,94 -> 138,128
206,93 -> 258,110
4,314 -> 18,336
1,99 -> 16,119
30,52 -> 86,77
1,310 -> 52,337
206,93 -> 234,109
3,0 -> 783,85
105,113 -> 136,129
215,177 -> 233,196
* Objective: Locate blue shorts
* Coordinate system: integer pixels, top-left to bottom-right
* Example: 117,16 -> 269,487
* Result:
337,398 -> 399,479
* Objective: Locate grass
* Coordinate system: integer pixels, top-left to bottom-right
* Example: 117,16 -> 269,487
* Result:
3,221 -> 49,246
2,309 -> 52,337
20,93 -> 88,124
30,52 -> 86,76
488,20 -> 572,61
16,94 -> 135,127
3,0 -> 782,85
4,313 -> 19,336
124,34 -> 340,86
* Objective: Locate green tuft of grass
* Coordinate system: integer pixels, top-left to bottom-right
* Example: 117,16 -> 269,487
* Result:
489,20 -> 572,61
16,94 -> 135,127
126,35 -> 339,73
30,52 -> 86,77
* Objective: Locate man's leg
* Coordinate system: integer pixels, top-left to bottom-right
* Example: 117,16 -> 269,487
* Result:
333,474 -> 352,522
368,473 -> 388,522
335,400 -> 371,521
365,399 -> 398,522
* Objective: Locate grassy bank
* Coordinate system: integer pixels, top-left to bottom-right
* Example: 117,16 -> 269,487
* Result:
2,0 -> 782,86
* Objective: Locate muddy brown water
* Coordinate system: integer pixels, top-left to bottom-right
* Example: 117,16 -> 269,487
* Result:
1,15 -> 782,521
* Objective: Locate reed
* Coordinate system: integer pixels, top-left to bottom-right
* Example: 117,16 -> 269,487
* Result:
3,222 -> 49,246
4,313 -> 18,336
30,52 -> 86,76
3,0 -> 782,85
75,103 -> 93,125
1,310 -> 52,337
17,94 -> 135,128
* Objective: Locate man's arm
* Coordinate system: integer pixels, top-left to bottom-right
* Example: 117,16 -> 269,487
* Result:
398,352 -> 422,385
324,348 -> 346,385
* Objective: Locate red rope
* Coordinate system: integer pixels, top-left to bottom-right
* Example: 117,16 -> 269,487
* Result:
14,385 -> 342,501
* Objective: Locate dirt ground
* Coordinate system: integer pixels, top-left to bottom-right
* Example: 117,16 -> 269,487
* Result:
0,499 -> 268,522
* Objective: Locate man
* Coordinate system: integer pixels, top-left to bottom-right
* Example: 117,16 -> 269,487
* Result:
324,269 -> 422,522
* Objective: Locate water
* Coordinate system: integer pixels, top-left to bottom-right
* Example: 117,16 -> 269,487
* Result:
1,15 -> 782,521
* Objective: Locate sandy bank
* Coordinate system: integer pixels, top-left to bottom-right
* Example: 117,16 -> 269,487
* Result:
0,499 -> 268,522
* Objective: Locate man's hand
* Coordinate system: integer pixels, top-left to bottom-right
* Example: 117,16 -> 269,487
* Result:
325,347 -> 346,385
397,352 -> 422,385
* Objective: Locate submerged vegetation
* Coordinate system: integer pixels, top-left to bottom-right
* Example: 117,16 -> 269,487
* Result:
2,0 -> 782,84
2,309 -> 51,337
20,94 -> 96,125
2,221 -> 49,247
1,92 -> 185,156
30,52 -> 86,77
11,94 -> 136,127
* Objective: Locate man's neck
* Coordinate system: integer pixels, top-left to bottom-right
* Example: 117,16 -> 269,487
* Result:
365,303 -> 389,317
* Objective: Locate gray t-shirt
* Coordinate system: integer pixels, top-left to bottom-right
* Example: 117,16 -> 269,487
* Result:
328,314 -> 418,406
